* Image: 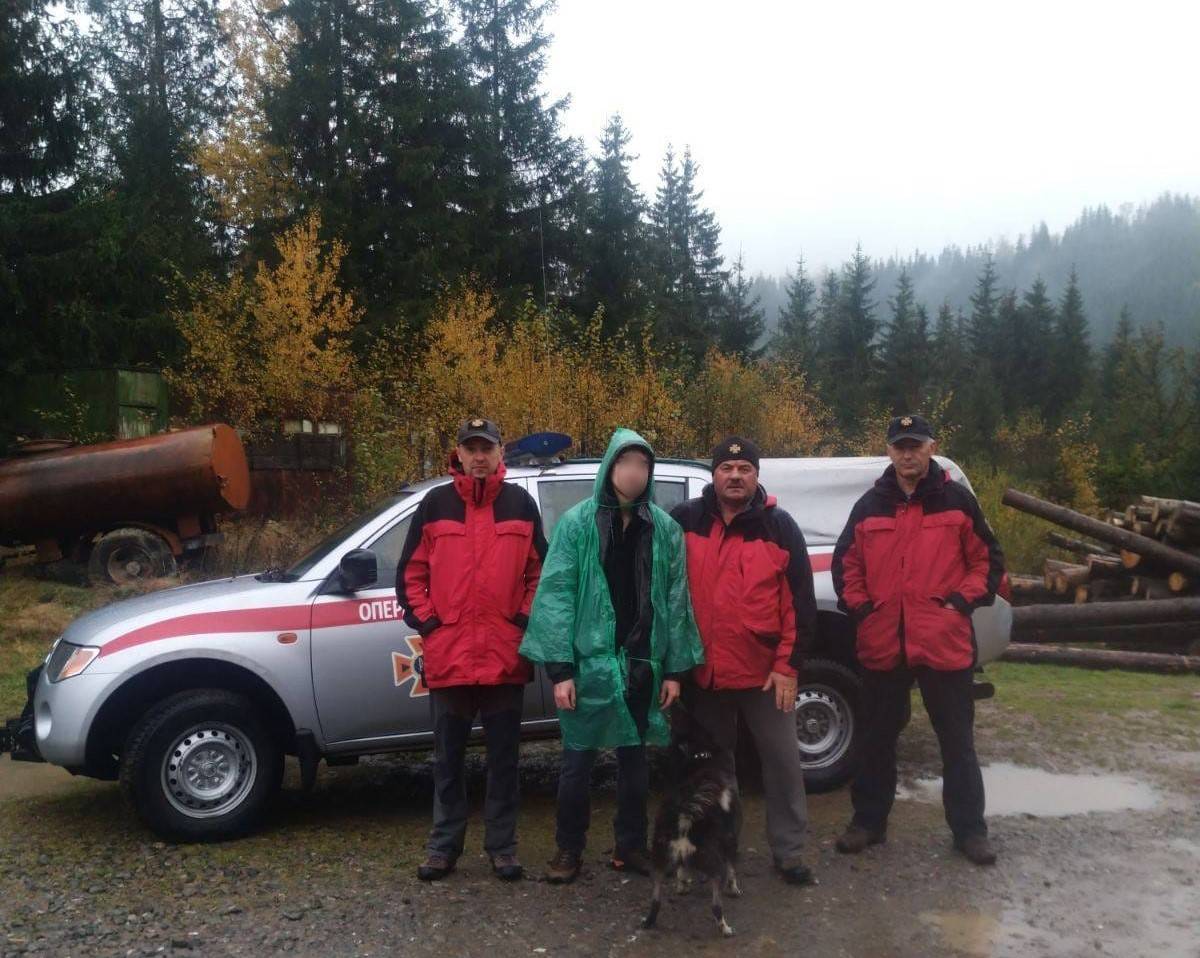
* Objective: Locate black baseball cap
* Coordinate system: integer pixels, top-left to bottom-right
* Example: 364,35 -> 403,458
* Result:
887,414 -> 935,445
456,417 -> 501,445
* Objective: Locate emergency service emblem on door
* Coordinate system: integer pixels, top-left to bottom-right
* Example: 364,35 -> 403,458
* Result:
391,635 -> 429,697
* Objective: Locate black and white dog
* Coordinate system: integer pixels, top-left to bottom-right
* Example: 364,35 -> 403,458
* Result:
643,705 -> 743,937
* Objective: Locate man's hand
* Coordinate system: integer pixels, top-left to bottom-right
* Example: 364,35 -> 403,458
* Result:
659,679 -> 681,710
762,671 -> 798,712
553,679 -> 576,711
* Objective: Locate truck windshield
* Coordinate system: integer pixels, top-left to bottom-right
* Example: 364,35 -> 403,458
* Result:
285,493 -> 412,579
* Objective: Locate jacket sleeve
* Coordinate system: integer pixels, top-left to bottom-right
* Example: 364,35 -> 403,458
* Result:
947,490 -> 1006,615
832,497 -> 873,621
662,518 -> 705,675
514,492 -> 549,628
775,512 -> 817,674
396,497 -> 440,636
519,512 -> 581,665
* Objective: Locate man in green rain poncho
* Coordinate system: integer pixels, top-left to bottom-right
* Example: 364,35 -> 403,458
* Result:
520,428 -> 705,884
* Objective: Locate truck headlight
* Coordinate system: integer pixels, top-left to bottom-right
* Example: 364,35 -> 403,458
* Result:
46,641 -> 101,682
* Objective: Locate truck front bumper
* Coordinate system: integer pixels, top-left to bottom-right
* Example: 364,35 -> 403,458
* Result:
0,666 -> 44,762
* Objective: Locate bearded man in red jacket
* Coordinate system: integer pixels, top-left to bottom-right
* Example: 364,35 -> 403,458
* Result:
397,417 -> 546,882
832,414 -> 1005,866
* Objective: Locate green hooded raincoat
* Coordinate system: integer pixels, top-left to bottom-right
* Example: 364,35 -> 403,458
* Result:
519,429 -> 704,750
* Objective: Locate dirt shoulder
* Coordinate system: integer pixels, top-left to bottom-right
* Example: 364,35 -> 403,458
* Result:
1,663 -> 1198,957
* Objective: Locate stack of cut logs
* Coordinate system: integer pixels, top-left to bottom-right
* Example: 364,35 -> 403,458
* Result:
1007,495 -> 1200,605
1000,489 -> 1200,672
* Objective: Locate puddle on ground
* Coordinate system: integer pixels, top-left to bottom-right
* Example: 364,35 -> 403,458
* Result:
903,762 -> 1159,817
0,757 -> 97,801
919,909 -> 1000,957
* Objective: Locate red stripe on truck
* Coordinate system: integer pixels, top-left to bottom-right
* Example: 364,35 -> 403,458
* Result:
98,595 -> 407,658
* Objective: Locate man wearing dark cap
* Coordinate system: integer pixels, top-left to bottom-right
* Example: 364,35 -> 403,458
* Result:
831,415 -> 1005,865
398,417 -> 547,881
670,436 -> 819,884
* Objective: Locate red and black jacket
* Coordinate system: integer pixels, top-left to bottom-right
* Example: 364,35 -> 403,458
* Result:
671,484 -> 817,689
831,459 -> 1005,672
396,456 -> 547,688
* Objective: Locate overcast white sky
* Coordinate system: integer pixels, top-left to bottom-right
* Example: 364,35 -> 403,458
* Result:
543,0 -> 1200,276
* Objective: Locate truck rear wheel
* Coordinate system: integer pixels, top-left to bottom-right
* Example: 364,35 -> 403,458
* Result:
794,658 -> 862,793
88,528 -> 177,585
120,689 -> 283,841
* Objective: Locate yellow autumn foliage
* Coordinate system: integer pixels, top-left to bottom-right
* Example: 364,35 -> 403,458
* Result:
168,213 -> 359,436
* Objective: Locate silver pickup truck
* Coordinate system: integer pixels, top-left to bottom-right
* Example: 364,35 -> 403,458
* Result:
1,455 -> 1011,840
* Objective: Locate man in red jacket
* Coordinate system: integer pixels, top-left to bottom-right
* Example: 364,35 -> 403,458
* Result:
397,417 -> 546,882
832,415 -> 1005,865
671,436 -> 818,885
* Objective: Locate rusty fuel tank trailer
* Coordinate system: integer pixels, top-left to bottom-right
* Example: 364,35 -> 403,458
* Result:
0,424 -> 250,584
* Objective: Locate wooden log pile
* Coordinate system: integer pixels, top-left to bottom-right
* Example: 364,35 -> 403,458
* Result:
1004,491 -> 1200,606
1001,489 -> 1200,664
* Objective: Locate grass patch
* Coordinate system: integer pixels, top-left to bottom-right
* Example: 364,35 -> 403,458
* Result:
986,661 -> 1200,740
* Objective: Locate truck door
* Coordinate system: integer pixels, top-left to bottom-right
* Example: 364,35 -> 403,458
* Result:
310,479 -> 550,750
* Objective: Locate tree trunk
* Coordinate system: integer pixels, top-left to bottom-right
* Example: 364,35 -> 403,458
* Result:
1011,596 -> 1200,629
1001,643 -> 1200,675
1046,532 -> 1116,558
1085,554 -> 1126,579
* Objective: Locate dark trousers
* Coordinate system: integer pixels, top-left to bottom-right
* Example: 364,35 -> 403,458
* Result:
427,684 -> 524,859
555,745 -> 648,854
851,665 -> 987,841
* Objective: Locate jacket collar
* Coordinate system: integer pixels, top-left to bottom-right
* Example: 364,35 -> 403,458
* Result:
701,482 -> 776,528
874,458 -> 946,503
449,452 -> 506,507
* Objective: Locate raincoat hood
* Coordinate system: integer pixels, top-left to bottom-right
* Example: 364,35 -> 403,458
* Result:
593,428 -> 655,509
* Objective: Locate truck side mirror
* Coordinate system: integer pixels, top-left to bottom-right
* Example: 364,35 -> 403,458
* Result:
338,549 -> 377,592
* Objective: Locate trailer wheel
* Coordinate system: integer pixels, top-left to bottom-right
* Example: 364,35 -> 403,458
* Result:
120,689 -> 283,841
88,528 -> 177,585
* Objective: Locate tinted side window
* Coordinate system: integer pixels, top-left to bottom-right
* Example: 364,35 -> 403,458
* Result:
538,480 -> 593,539
653,479 -> 686,513
368,515 -> 413,583
537,477 -> 689,539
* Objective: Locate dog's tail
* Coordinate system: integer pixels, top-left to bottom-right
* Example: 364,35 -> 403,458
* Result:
642,872 -> 663,929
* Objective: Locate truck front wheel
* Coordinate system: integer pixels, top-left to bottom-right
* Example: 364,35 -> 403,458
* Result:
119,689 -> 283,841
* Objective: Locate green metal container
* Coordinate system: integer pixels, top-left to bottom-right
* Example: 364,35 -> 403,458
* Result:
11,367 -> 168,443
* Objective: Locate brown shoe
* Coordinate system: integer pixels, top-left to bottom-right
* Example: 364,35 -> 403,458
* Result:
545,848 -> 582,884
835,824 -> 886,854
416,852 -> 455,881
954,834 -> 997,866
611,847 -> 651,876
491,854 -> 524,881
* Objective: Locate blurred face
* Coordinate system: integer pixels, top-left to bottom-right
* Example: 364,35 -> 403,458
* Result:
713,459 -> 758,508
457,437 -> 501,478
887,438 -> 938,483
610,449 -> 651,501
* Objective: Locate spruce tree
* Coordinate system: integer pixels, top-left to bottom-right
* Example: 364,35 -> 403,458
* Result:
87,0 -> 230,361
0,0 -> 95,372
1046,266 -> 1091,421
967,253 -> 1000,360
575,113 -> 646,334
648,144 -> 727,357
717,251 -> 765,358
826,245 -> 878,431
773,256 -> 817,374
452,0 -> 583,300
879,268 -> 927,413
266,0 -> 475,320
